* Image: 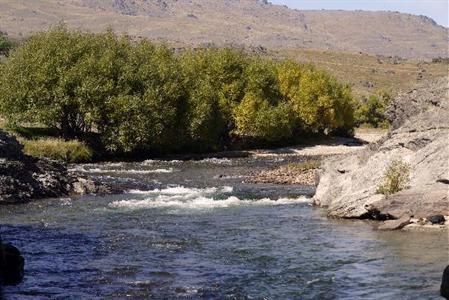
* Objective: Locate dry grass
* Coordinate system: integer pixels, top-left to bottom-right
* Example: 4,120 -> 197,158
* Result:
285,160 -> 321,172
0,0 -> 446,60
18,137 -> 93,163
276,48 -> 448,99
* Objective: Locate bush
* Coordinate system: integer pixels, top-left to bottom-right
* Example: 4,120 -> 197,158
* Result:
19,138 -> 93,163
0,26 -> 356,155
355,91 -> 391,128
0,33 -> 12,56
377,159 -> 410,195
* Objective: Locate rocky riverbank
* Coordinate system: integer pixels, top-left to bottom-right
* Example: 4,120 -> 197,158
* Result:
246,130 -> 387,186
247,160 -> 321,186
313,77 -> 449,230
0,130 -> 122,204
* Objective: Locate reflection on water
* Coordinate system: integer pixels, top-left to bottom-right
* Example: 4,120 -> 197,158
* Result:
1,157 -> 447,299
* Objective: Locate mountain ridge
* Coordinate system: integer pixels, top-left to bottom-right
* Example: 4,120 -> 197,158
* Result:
0,0 -> 447,59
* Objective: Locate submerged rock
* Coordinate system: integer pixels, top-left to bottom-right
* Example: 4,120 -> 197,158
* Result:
313,77 -> 449,220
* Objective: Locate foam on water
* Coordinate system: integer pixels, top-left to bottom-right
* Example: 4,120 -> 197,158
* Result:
126,186 -> 233,195
196,158 -> 232,165
110,185 -> 310,210
142,159 -> 182,165
71,166 -> 175,174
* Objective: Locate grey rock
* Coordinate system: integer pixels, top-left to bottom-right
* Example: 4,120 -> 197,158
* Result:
378,215 -> 411,230
0,130 -> 120,204
0,154 -> 72,203
314,77 -> 449,219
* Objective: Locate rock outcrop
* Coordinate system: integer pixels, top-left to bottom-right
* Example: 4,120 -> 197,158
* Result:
313,77 -> 449,220
0,130 -> 114,204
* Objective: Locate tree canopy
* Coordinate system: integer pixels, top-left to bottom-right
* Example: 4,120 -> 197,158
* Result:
0,26 -> 356,155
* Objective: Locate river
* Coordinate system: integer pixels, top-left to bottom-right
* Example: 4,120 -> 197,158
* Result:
1,156 -> 447,299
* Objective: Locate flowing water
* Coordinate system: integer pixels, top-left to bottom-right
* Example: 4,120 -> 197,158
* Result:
0,156 -> 447,299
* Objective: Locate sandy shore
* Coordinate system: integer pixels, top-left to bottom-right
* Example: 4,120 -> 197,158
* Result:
250,128 -> 387,157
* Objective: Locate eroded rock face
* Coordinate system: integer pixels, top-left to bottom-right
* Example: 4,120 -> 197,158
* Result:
313,77 -> 449,219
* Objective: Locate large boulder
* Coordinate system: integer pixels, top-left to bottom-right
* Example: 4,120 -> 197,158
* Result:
313,77 -> 449,219
0,131 -> 73,203
0,130 -> 117,204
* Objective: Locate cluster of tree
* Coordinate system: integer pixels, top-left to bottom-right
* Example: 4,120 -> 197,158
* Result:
0,26 -> 355,155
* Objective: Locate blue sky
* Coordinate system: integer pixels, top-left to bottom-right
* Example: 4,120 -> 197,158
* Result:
270,0 -> 448,26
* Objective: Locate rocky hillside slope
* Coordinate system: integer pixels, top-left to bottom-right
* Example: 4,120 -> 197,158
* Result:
0,0 -> 447,59
313,77 -> 449,221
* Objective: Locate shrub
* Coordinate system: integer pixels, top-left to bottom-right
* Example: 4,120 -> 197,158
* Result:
0,33 -> 12,56
377,159 -> 410,195
355,91 -> 391,128
19,138 -> 93,163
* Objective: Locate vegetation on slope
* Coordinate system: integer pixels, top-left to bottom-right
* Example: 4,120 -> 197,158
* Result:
376,159 -> 411,196
280,49 -> 448,100
0,32 -> 12,56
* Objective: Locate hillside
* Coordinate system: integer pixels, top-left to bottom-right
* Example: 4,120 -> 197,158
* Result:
277,49 -> 449,98
0,0 -> 447,60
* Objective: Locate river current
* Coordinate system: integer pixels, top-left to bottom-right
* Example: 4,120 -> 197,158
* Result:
1,156 -> 447,299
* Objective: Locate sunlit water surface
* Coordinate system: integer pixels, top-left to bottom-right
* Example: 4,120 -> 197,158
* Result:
1,157 -> 447,299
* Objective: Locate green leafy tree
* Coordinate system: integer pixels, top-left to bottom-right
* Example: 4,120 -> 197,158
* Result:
234,92 -> 296,142
179,48 -> 249,150
277,63 -> 355,135
233,60 -> 297,142
0,26 -> 105,137
101,40 -> 186,153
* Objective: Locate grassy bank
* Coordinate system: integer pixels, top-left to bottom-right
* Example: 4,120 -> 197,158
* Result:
18,138 -> 93,163
1,120 -> 93,163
